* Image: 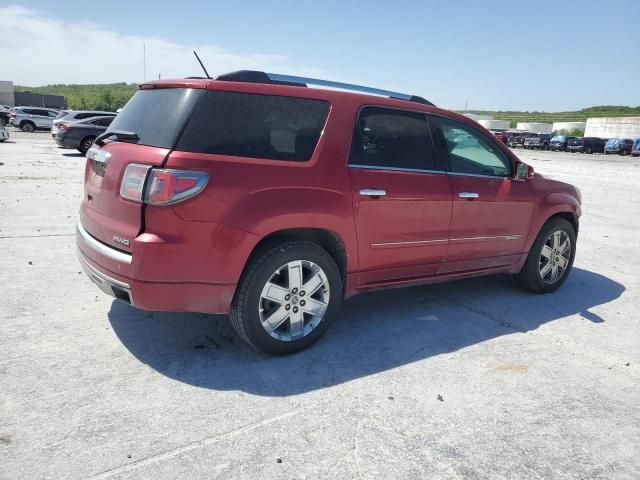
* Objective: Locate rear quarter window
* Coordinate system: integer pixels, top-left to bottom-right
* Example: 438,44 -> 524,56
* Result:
176,91 -> 330,162
106,88 -> 203,148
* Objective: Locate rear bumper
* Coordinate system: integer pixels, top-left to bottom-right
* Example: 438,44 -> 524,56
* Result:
55,136 -> 79,148
76,222 -> 236,314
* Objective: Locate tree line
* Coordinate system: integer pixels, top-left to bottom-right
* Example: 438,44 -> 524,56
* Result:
14,83 -> 138,111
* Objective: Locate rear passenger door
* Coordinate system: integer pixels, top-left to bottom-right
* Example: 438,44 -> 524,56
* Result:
348,107 -> 452,285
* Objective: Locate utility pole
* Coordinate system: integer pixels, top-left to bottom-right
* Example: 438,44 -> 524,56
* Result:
143,43 -> 146,81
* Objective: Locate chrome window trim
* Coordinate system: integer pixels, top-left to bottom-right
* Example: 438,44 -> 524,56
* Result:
76,222 -> 132,264
348,164 -> 446,175
447,171 -> 511,180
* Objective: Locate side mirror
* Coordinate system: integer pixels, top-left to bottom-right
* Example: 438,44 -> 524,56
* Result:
516,162 -> 535,180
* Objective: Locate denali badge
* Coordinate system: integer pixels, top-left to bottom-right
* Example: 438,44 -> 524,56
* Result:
112,235 -> 130,247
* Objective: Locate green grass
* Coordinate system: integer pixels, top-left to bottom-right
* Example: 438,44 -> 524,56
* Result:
14,83 -> 138,111
459,106 -> 640,127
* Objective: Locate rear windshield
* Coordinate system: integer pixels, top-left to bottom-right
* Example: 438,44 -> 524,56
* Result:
106,88 -> 203,148
176,91 -> 330,162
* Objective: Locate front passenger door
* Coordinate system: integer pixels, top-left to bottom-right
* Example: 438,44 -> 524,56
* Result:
431,116 -> 533,272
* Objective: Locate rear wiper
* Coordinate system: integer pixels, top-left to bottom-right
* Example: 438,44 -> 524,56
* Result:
95,130 -> 139,146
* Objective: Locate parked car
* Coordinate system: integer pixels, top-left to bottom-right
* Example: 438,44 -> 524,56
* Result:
505,131 -> 529,148
52,110 -> 116,138
523,134 -> 551,150
549,135 -> 577,152
77,71 -> 582,354
0,124 -> 9,142
0,105 -> 12,126
9,107 -> 59,132
567,137 -> 605,154
632,138 -> 640,157
489,129 -> 507,144
604,138 -> 634,155
55,116 -> 115,154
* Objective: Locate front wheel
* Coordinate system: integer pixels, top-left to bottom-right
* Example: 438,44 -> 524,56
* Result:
21,122 -> 35,132
229,241 -> 342,355
515,218 -> 576,293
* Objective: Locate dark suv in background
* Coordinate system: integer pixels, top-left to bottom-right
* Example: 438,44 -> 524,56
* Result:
567,137 -> 605,154
523,134 -> 551,150
550,135 -> 577,151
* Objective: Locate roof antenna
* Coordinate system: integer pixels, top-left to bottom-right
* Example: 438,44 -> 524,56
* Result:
193,51 -> 211,79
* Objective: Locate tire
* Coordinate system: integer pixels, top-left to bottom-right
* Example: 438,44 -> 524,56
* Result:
79,136 -> 96,155
229,241 -> 343,355
514,217 -> 576,294
0,117 -> 7,126
21,121 -> 35,132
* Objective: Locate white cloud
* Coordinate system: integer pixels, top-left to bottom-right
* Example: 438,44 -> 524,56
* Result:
0,5 -> 326,86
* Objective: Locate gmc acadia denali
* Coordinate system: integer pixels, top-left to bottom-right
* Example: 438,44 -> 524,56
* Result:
77,71 -> 582,354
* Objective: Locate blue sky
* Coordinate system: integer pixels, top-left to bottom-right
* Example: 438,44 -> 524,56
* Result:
3,1 -> 639,111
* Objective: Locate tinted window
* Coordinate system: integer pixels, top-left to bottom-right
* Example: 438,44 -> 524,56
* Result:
436,117 -> 511,177
91,118 -> 113,127
349,107 -> 435,170
177,91 -> 329,162
107,88 -> 203,148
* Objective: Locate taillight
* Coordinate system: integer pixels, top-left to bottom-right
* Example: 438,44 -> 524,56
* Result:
120,164 -> 208,205
59,123 -> 72,131
120,164 -> 152,202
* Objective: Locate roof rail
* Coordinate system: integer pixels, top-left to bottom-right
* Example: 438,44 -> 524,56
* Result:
215,70 -> 435,106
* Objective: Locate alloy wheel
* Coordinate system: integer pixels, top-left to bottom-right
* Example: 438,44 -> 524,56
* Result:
258,260 -> 330,341
539,230 -> 571,285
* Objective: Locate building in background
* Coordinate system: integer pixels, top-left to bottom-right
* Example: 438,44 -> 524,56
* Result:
0,80 -> 64,108
584,117 -> 640,139
552,121 -> 586,132
478,119 -> 511,130
463,113 -> 493,122
516,122 -> 553,134
0,81 -> 14,106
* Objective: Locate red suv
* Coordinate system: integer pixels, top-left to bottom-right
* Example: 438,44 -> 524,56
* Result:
77,71 -> 582,354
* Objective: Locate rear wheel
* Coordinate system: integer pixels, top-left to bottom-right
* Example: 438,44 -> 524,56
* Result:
515,218 -> 576,293
229,241 -> 342,355
0,117 -> 7,126
79,136 -> 96,155
21,121 -> 35,132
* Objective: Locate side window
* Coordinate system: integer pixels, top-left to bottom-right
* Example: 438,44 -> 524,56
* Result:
47,111 -> 58,118
349,107 -> 436,171
176,91 -> 329,162
436,117 -> 511,177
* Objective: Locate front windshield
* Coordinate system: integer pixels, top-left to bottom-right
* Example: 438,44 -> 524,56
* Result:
551,135 -> 565,142
606,138 -> 619,147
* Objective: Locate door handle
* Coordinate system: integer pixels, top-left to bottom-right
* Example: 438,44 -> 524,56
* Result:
458,192 -> 479,199
359,189 -> 386,197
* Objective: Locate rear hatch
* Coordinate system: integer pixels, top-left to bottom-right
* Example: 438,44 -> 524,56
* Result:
79,87 -> 203,252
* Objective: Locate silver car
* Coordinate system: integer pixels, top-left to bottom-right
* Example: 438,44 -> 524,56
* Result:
51,110 -> 116,137
10,107 -> 59,132
0,124 -> 9,142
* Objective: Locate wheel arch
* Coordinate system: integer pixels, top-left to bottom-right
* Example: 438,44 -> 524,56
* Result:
243,227 -> 348,289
